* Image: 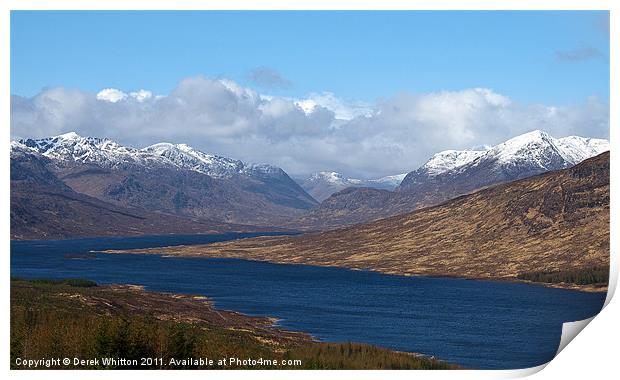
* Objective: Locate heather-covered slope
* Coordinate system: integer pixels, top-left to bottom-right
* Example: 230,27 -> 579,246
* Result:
118,152 -> 610,290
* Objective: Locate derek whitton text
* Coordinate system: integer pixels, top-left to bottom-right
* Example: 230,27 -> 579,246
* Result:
14,356 -> 303,368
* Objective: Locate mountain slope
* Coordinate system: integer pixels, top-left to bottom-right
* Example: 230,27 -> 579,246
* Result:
294,131 -> 609,230
15,133 -> 317,226
292,187 -> 396,229
132,152 -> 609,286
397,130 -> 609,199
10,145 -> 262,239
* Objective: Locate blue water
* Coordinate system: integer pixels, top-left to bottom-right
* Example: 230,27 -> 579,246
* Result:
11,234 -> 606,370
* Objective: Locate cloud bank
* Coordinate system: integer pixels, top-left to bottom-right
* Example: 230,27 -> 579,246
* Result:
10,76 -> 609,178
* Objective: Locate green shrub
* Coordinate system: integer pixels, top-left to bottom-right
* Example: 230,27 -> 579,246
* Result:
517,266 -> 609,285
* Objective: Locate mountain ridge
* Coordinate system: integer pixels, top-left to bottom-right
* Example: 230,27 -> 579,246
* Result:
18,132 -> 294,180
11,133 -> 318,230
293,130 -> 608,230
11,130 -> 609,237
10,145 -> 273,240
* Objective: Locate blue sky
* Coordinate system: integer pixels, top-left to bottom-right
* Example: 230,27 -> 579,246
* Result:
10,11 -> 610,177
11,11 -> 609,104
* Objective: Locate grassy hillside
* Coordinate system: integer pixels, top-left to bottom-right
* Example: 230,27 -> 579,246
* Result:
10,279 -> 455,370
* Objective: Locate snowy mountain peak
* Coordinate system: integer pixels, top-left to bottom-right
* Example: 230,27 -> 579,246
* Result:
56,131 -> 82,140
244,163 -> 287,178
143,142 -> 246,178
488,130 -> 562,166
493,130 -> 555,153
300,171 -> 406,201
371,173 -> 407,185
308,171 -> 359,186
13,133 -> 286,181
418,130 -> 608,178
399,129 -> 609,193
422,149 -> 486,176
554,136 -> 610,164
16,132 -> 162,169
488,130 -> 609,169
508,129 -> 551,142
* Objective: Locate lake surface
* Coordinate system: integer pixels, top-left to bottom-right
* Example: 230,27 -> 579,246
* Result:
11,233 -> 606,370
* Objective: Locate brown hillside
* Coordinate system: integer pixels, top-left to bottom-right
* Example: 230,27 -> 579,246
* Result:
111,152 -> 609,285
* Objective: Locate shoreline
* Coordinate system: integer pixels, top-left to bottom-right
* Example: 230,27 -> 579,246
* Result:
10,278 -> 456,370
13,232 -> 608,293
102,245 -> 608,293
9,230 -> 300,243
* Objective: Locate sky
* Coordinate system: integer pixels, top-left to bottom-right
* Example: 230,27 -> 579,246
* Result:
10,11 -> 610,178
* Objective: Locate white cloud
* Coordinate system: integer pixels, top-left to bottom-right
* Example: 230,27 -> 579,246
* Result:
97,88 -> 155,103
129,89 -> 153,102
11,76 -> 609,179
294,93 -> 374,120
96,88 -> 127,103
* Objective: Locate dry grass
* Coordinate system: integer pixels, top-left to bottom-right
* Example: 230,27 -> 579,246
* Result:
107,153 -> 610,292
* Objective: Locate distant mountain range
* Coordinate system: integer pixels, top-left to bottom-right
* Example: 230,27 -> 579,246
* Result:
10,145 -> 269,239
297,172 -> 406,201
11,133 -> 317,239
292,130 -> 609,230
18,131 -> 308,182
10,130 -> 609,239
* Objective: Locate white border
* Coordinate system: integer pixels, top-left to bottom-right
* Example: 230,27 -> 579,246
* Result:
2,1 -> 617,379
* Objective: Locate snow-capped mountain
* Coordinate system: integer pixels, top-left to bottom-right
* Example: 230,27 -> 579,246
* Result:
367,173 -> 408,188
554,135 -> 610,165
12,132 -> 318,227
143,142 -> 288,179
294,130 -> 609,231
299,172 -> 362,202
18,132 -> 170,170
420,150 -> 487,176
10,140 -> 39,159
398,130 -> 609,193
143,142 -> 245,178
299,171 -> 406,202
307,172 -> 363,187
16,132 -> 286,180
479,130 -> 608,169
299,130 -> 608,204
